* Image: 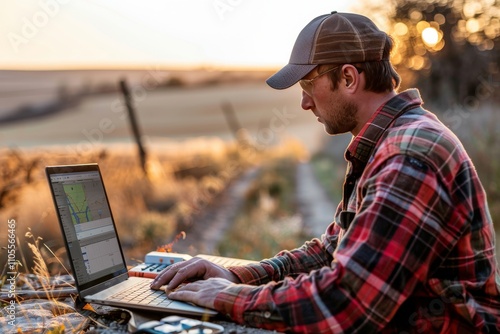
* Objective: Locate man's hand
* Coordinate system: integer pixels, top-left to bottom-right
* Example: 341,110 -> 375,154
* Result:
149,257 -> 240,291
168,277 -> 235,309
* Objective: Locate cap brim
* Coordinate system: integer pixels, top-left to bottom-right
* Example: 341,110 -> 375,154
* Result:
266,63 -> 317,90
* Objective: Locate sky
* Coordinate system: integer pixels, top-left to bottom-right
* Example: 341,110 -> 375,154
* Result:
0,0 -> 358,70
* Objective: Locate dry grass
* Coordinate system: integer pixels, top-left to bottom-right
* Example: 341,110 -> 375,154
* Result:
0,228 -> 85,333
0,137 -> 307,274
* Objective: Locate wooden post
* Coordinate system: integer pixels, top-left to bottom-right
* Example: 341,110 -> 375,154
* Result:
221,101 -> 243,139
221,101 -> 258,153
119,79 -> 148,176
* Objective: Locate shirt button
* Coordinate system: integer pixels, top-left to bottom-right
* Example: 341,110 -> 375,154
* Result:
264,311 -> 271,318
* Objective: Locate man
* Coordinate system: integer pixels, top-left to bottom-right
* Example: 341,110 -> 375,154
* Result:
151,11 -> 500,333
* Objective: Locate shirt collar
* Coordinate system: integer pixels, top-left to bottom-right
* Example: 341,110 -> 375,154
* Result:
345,89 -> 423,164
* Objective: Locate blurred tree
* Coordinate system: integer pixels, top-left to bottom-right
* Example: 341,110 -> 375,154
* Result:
357,0 -> 500,107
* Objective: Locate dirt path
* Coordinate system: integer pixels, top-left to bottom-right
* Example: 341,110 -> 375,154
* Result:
171,161 -> 336,256
172,167 -> 260,255
295,162 -> 336,238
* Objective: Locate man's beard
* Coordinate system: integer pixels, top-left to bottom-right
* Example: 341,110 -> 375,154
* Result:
324,97 -> 358,136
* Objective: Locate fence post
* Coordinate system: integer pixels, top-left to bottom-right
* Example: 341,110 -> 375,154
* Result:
221,101 -> 257,151
119,79 -> 148,176
221,101 -> 243,138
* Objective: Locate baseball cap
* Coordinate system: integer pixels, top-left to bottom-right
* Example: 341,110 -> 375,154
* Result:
266,11 -> 389,90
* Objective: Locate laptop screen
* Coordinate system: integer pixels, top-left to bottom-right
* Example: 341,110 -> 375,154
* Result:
46,164 -> 128,292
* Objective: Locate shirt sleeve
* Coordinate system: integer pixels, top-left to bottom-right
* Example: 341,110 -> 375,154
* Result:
228,224 -> 339,285
214,154 -> 468,333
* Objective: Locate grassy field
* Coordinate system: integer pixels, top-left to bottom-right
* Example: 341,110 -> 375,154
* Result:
0,77 -> 323,275
0,136 -> 308,275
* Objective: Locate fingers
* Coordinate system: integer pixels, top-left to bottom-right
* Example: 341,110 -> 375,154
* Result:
149,257 -> 240,290
150,262 -> 188,289
149,263 -> 180,289
166,263 -> 198,290
168,278 -> 231,309
150,257 -> 207,290
168,283 -> 205,307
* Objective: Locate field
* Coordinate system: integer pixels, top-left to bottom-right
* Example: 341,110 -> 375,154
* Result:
0,137 -> 309,274
0,73 -> 324,275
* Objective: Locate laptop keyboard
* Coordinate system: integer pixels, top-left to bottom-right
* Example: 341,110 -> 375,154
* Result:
109,280 -> 172,307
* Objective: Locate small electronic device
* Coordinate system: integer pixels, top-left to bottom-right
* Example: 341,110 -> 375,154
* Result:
136,315 -> 224,333
129,253 -> 193,278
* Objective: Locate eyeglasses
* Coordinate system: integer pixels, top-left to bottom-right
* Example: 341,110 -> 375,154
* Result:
299,66 -> 340,95
299,65 -> 364,95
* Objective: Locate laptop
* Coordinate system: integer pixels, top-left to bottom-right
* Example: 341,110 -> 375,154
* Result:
45,163 -> 217,317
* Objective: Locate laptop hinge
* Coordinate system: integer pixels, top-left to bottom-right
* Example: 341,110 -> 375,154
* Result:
79,272 -> 129,298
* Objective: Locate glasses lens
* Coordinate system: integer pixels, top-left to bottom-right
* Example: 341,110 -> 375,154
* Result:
299,80 -> 312,94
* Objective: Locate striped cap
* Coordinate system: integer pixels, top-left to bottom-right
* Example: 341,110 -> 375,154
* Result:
266,11 -> 388,90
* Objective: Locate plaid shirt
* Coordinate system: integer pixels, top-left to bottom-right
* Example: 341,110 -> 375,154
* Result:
214,89 -> 500,333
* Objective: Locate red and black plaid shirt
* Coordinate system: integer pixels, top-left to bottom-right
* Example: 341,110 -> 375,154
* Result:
214,89 -> 500,333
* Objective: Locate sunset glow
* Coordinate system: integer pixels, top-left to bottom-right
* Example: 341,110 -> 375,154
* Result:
1,0 -> 354,70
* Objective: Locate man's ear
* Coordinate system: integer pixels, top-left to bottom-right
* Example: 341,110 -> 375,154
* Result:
341,65 -> 361,91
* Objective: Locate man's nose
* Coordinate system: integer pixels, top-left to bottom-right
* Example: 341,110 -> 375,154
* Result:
301,90 -> 315,110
